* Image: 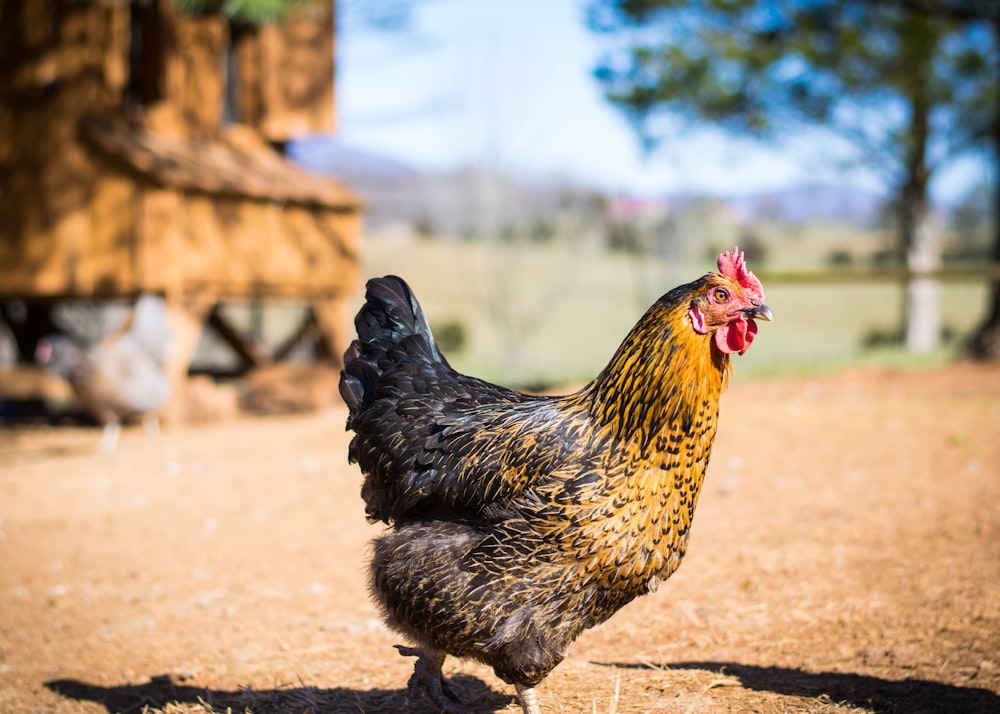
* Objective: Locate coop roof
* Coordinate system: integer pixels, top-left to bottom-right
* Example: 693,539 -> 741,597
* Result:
83,118 -> 362,211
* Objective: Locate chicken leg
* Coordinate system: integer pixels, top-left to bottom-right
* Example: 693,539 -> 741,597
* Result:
99,420 -> 121,453
396,645 -> 469,714
515,684 -> 541,714
396,646 -> 542,714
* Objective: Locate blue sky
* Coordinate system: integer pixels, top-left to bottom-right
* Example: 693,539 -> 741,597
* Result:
333,0 -> 985,202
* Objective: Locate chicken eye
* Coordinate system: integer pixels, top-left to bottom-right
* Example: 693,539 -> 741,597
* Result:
712,288 -> 730,303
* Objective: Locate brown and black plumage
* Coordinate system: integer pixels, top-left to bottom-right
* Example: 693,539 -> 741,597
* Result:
339,249 -> 772,714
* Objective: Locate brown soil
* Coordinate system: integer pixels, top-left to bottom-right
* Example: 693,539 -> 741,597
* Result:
2,364 -> 999,714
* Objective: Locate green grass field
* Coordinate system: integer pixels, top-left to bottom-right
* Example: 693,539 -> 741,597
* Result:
357,238 -> 989,388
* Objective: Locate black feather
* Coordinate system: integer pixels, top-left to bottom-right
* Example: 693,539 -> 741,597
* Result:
340,271 -> 746,696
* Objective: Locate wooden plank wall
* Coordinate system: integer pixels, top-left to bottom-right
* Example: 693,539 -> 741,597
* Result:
234,1 -> 335,141
0,0 -> 357,303
166,9 -> 228,137
138,190 -> 360,299
0,0 -> 129,297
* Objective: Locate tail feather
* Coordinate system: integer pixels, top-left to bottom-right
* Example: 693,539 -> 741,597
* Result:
340,276 -> 444,413
355,276 -> 439,351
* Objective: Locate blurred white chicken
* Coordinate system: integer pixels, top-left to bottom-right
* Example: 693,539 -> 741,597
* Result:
36,295 -> 174,452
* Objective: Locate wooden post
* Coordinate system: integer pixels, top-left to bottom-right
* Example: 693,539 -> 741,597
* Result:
311,294 -> 349,369
159,294 -> 212,426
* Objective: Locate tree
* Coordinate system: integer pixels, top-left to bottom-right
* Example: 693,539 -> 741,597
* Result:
966,12 -> 1000,359
589,0 -> 999,355
174,0 -> 323,24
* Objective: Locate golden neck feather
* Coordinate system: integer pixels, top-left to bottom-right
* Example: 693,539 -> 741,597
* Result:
569,296 -> 730,449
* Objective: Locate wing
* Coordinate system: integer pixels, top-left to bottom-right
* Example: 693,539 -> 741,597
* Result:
348,360 -> 580,525
341,275 -> 586,524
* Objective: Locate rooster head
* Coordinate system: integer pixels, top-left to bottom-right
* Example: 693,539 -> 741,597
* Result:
688,248 -> 773,355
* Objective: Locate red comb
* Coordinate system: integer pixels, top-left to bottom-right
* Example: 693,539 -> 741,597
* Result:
717,247 -> 765,301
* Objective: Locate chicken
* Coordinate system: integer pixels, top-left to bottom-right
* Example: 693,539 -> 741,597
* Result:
36,294 -> 174,452
339,249 -> 772,714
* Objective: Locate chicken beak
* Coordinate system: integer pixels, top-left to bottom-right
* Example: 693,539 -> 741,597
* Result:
745,304 -> 774,322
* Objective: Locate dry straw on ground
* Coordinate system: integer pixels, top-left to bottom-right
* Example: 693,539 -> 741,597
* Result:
2,364 -> 998,713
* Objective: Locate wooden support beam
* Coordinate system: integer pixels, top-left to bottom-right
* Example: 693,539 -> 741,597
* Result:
310,296 -> 347,367
160,296 -> 211,426
205,304 -> 271,374
271,307 -> 320,362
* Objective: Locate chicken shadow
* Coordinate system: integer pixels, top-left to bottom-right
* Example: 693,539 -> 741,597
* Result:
595,660 -> 999,714
45,673 -> 513,714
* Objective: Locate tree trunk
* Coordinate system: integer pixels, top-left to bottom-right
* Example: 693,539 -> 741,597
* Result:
898,69 -> 939,355
965,33 -> 1000,361
901,188 -> 941,354
965,166 -> 1000,359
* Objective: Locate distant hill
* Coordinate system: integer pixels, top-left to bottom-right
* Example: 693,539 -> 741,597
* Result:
288,137 -> 428,229
288,138 -> 891,231
288,136 -> 419,184
724,183 -> 888,227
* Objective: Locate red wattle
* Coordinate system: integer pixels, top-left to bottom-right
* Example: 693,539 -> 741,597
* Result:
714,317 -> 757,355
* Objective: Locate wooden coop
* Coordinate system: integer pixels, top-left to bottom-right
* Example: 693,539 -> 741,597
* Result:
0,0 -> 363,419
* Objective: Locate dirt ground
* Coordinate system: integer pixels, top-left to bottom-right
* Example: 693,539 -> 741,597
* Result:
1,364 -> 998,714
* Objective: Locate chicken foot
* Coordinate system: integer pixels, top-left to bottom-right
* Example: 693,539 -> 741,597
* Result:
394,645 -> 542,714
395,645 -> 469,714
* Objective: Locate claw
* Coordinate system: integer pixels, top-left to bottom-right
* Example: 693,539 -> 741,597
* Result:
396,645 -> 470,713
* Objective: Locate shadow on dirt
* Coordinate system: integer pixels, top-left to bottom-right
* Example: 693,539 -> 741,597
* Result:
45,673 -> 513,714
44,661 -> 1000,713
598,660 -> 999,713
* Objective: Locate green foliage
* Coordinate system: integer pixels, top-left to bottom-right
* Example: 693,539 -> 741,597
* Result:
430,319 -> 467,355
174,0 -> 322,24
589,0 -> 998,186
